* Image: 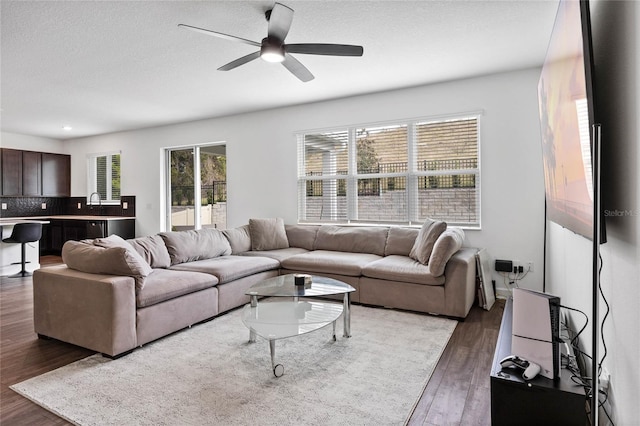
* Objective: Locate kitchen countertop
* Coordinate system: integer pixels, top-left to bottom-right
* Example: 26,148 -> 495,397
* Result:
1,215 -> 135,224
0,219 -> 51,227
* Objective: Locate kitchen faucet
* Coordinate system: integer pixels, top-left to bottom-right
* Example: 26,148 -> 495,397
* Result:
89,192 -> 102,212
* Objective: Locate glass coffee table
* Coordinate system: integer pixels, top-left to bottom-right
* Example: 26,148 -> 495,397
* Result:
241,274 -> 355,377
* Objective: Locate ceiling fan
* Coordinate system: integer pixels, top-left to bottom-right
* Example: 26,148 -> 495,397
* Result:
178,2 -> 364,82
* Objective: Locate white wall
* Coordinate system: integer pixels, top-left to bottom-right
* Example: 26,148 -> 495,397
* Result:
0,131 -> 65,153
547,1 -> 639,424
64,68 -> 546,292
591,1 -> 639,423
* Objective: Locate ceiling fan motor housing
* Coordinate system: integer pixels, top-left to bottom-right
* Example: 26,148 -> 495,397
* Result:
260,37 -> 285,62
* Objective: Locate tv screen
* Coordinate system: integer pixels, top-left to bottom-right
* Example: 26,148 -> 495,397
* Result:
538,0 -> 599,240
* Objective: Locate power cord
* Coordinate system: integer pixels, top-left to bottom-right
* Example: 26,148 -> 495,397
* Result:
597,252 -> 614,425
498,265 -> 532,289
560,299 -> 615,426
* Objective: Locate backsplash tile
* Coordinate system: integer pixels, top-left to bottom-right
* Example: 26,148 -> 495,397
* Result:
0,196 -> 136,218
0,197 -> 66,218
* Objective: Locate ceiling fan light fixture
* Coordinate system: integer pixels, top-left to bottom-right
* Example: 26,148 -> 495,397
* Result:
260,38 -> 285,63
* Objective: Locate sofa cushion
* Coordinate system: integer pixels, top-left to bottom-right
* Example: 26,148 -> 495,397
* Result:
241,247 -> 309,262
135,269 -> 219,308
281,250 -> 382,277
222,225 -> 252,254
126,234 -> 171,269
314,226 -> 388,256
170,255 -> 280,284
362,255 -> 445,286
285,224 -> 319,250
62,240 -> 152,290
428,228 -> 465,277
385,227 -> 419,256
93,234 -> 154,277
159,228 -> 232,265
409,219 -> 447,265
249,218 -> 289,251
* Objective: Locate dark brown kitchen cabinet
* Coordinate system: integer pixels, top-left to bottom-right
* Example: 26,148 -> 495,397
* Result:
41,218 -> 135,255
0,149 -> 70,197
41,220 -> 64,254
22,151 -> 42,196
42,153 -> 70,196
1,149 -> 23,196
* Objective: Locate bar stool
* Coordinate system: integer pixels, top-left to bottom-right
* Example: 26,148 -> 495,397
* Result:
2,222 -> 43,278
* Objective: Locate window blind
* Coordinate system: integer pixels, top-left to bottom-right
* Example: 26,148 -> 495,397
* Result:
88,152 -> 121,202
297,115 -> 480,227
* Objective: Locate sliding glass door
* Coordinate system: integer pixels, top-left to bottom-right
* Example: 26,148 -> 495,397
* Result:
166,144 -> 226,231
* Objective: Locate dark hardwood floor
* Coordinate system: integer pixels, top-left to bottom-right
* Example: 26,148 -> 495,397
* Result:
1,255 -> 504,425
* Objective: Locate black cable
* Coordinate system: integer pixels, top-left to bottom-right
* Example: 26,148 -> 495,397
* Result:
597,252 -> 610,376
559,304 -> 589,348
594,253 -> 616,425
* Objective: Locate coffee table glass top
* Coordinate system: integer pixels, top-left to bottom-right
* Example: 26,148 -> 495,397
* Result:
245,274 -> 355,298
241,300 -> 343,340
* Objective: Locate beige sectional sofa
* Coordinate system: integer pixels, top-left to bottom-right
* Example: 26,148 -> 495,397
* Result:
33,220 -> 477,358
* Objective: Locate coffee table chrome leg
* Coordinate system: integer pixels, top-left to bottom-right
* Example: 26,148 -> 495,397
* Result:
249,295 -> 258,342
332,320 -> 337,341
343,292 -> 351,338
269,339 -> 284,377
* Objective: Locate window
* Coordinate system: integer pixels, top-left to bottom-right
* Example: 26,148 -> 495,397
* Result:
165,144 -> 227,231
297,114 -> 480,227
87,152 -> 121,203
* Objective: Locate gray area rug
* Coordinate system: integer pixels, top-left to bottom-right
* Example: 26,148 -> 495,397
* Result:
11,303 -> 456,425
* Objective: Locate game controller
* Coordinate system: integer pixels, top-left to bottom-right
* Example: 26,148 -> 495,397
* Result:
499,355 -> 541,380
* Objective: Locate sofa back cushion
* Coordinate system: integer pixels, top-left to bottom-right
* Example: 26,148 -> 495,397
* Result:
126,235 -> 172,269
314,225 -> 388,256
159,228 -> 232,265
249,218 -> 289,251
385,227 -> 419,256
428,228 -> 465,276
223,225 -> 252,254
62,240 -> 152,290
285,224 -> 319,250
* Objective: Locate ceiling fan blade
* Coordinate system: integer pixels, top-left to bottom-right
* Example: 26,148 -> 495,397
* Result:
178,24 -> 261,47
218,51 -> 261,71
267,3 -> 294,42
285,44 -> 364,56
282,53 -> 314,82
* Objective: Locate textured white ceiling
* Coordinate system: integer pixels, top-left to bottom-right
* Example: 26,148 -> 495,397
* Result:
1,0 -> 559,140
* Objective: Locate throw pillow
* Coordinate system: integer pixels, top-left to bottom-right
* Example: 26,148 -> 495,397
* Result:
409,218 -> 447,265
62,240 -> 151,290
249,218 -> 289,251
428,228 -> 465,277
94,234 -> 153,276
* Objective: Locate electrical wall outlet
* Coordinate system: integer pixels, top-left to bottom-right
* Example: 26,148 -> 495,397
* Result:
122,202 -> 128,209
527,261 -> 534,272
513,260 -> 521,273
1,203 -> 6,210
41,203 -> 47,209
77,202 -> 82,209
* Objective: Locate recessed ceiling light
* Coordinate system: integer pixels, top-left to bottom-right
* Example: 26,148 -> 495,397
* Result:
62,125 -> 72,131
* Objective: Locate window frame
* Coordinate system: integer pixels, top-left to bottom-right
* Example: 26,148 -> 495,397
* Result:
297,112 -> 482,228
86,151 -> 121,205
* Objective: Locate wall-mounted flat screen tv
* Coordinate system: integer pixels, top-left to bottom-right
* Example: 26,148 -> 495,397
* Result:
537,0 -> 604,241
